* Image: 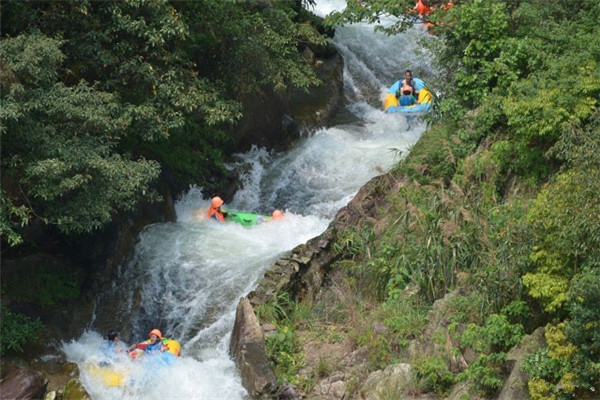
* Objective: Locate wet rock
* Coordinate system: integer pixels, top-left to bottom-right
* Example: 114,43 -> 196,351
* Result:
0,368 -> 47,400
62,377 -> 91,400
230,298 -> 277,399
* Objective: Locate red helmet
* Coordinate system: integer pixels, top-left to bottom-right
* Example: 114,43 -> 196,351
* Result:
149,329 -> 162,339
211,196 -> 224,208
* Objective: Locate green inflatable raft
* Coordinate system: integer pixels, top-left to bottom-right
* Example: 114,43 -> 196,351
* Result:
225,211 -> 270,227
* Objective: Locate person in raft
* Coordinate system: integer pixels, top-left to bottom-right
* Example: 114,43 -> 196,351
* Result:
128,329 -> 165,355
271,209 -> 284,221
399,84 -> 417,106
399,69 -> 420,100
103,330 -> 124,356
206,196 -> 228,222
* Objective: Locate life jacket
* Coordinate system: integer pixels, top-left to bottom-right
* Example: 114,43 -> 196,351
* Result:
206,206 -> 225,222
134,339 -> 165,353
400,95 -> 416,106
401,79 -> 417,95
415,0 -> 431,16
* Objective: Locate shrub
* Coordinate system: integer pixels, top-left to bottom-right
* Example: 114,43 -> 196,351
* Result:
412,356 -> 454,397
0,306 -> 43,355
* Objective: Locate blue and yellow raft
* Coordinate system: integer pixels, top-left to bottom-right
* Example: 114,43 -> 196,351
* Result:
383,77 -> 432,114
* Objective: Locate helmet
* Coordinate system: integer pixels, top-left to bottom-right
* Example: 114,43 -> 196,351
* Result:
149,329 -> 162,339
211,196 -> 224,208
401,85 -> 413,95
272,210 -> 284,220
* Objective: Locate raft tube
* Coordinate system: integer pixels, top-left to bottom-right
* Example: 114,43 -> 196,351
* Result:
86,363 -> 125,387
383,77 -> 432,114
226,211 -> 270,227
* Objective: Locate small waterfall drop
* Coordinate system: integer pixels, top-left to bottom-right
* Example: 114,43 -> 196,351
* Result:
63,1 -> 434,398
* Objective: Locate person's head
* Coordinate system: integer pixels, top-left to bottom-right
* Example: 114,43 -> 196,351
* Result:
401,84 -> 413,95
272,210 -> 284,220
149,329 -> 162,344
211,196 -> 224,209
107,331 -> 119,342
404,69 -> 412,81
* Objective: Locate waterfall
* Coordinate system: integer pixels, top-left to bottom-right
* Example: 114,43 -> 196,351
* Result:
62,1 -> 433,398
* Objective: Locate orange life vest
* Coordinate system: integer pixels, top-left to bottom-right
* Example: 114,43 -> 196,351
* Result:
401,84 -> 413,95
206,206 -> 225,221
415,0 -> 431,16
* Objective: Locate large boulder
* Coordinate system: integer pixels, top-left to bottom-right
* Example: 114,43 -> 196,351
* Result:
359,363 -> 416,400
0,368 -> 47,400
497,327 -> 546,400
230,298 -> 278,399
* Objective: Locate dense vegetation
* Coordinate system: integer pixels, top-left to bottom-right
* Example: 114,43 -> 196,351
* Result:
0,0 -> 325,356
0,0 -> 324,247
260,0 -> 599,398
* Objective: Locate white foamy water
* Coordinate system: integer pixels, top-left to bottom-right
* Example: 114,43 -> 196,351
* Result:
63,1 -> 434,398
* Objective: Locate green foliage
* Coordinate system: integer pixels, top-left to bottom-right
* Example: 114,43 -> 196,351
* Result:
322,0 -> 600,394
325,0 -> 416,35
357,329 -> 394,370
0,306 -> 44,355
3,265 -> 80,308
265,324 -> 306,385
382,297 -> 427,341
0,33 -> 161,239
459,314 -> 524,394
522,321 -> 598,399
412,356 -> 454,397
522,348 -> 569,384
256,291 -> 313,387
1,0 -> 324,246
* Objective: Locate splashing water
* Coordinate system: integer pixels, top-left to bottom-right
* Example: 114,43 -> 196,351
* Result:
63,1 -> 434,398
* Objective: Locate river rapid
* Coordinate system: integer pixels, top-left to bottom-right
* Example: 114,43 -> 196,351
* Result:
62,1 -> 433,398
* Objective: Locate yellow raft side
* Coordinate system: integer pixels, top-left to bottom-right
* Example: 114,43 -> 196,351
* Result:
86,363 -> 126,387
418,88 -> 432,104
383,88 -> 432,111
383,93 -> 399,110
164,339 -> 181,356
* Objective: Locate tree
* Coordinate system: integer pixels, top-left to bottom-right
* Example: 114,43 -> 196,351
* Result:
1,33 -> 161,238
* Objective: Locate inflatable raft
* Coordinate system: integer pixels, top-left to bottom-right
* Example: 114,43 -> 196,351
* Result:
87,338 -> 181,387
194,207 -> 277,226
383,77 -> 432,114
226,211 -> 271,227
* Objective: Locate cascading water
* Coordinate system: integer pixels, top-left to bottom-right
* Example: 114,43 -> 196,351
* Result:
63,1 -> 434,398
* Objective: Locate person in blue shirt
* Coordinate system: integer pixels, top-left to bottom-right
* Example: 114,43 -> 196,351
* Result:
99,330 -> 124,365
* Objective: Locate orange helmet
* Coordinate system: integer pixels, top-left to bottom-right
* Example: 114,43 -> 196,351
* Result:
272,210 -> 284,220
211,196 -> 224,208
401,85 -> 413,95
149,329 -> 162,339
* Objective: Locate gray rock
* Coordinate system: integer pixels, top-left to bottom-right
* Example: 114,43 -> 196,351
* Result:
496,327 -> 546,400
0,368 -> 47,400
230,298 -> 278,399
359,363 -> 413,400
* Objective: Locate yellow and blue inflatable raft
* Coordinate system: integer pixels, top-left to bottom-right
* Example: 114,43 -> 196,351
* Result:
383,77 -> 432,114
87,338 -> 181,387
